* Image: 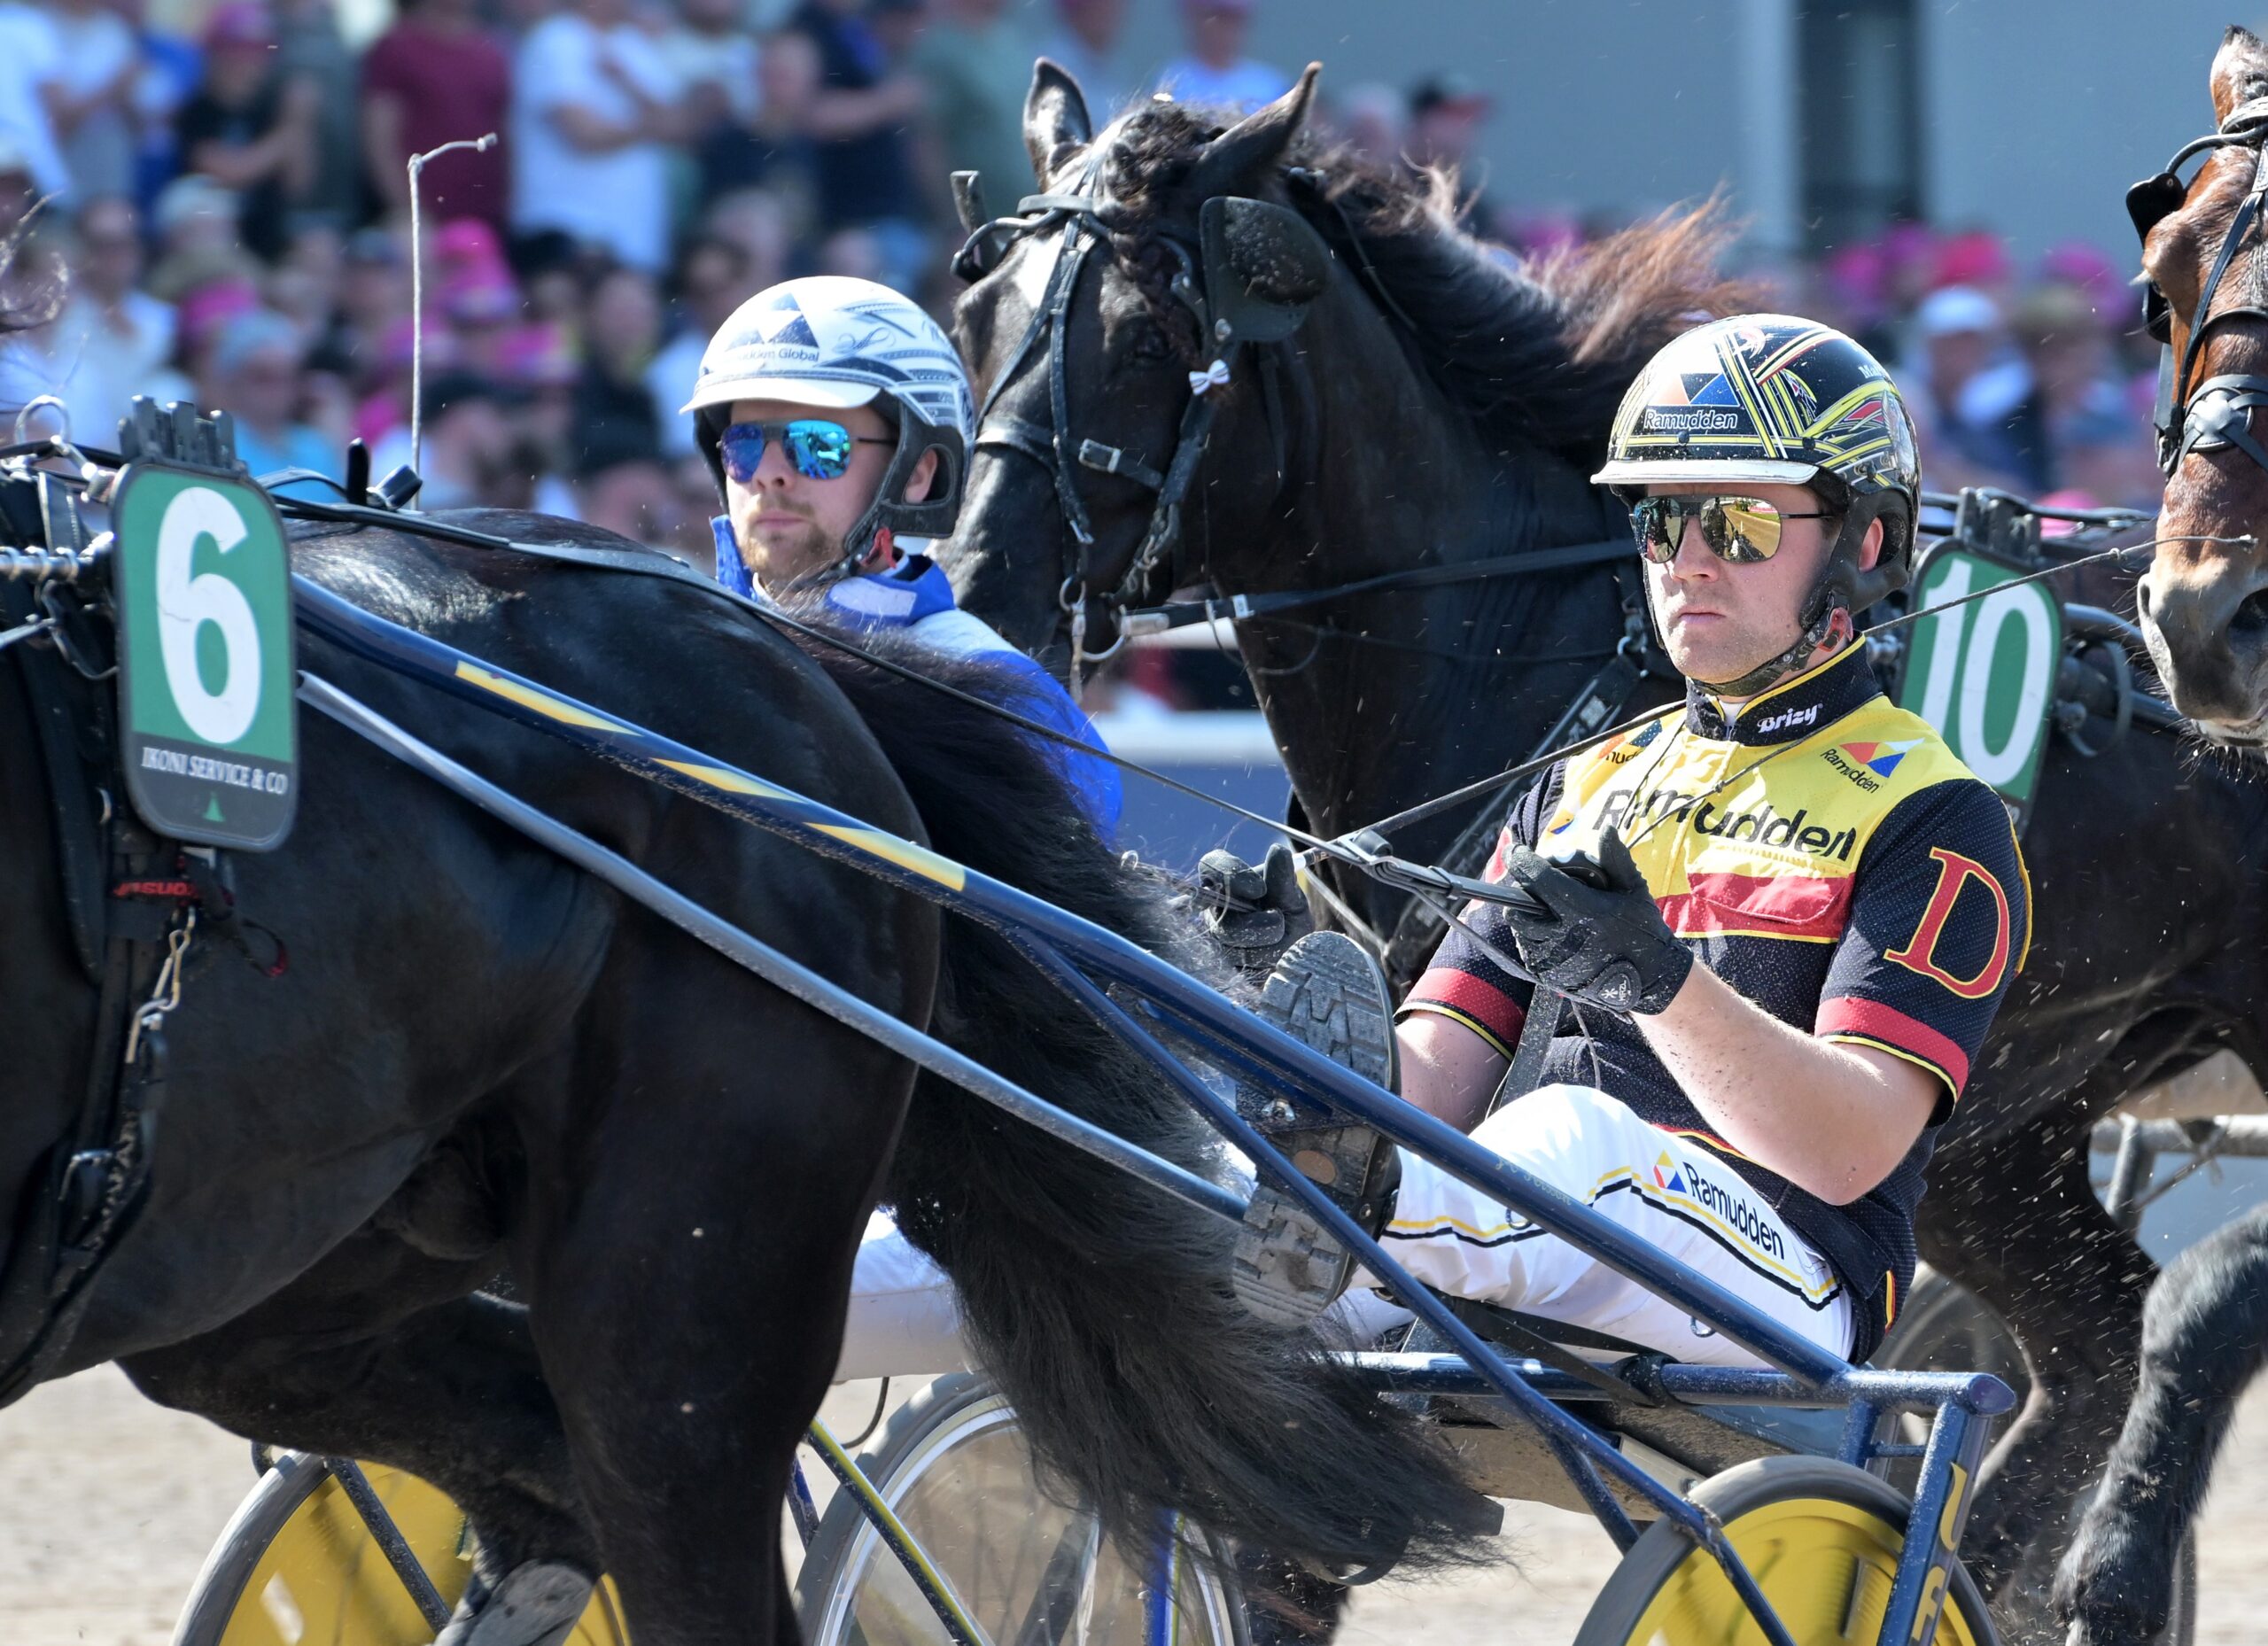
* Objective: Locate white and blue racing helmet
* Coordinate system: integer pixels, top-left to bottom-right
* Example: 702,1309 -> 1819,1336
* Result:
683,275 -> 975,558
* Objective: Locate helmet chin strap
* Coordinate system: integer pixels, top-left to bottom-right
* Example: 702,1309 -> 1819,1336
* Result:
1674,504 -> 1875,701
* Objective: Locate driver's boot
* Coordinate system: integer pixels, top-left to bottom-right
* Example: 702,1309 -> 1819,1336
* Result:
1232,931 -> 1402,1329
431,1563 -> 592,1646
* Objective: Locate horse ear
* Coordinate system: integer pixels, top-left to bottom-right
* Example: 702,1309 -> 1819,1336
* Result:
1025,59 -> 1092,185
2211,26 -> 2268,128
1187,63 -> 1321,200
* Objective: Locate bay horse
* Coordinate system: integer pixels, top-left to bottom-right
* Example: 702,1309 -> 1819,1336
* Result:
944,63 -> 2268,1632
0,487 -> 1494,1644
2056,25 -> 2268,1646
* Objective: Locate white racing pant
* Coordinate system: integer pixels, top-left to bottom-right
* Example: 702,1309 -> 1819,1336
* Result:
1383,1084 -> 1853,1367
832,1083 -> 1852,1382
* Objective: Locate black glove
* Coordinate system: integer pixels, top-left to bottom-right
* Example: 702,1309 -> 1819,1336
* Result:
1196,842 -> 1316,974
1495,826 -> 1692,1015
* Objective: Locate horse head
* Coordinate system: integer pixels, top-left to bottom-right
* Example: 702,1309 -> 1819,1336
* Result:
2136,27 -> 2268,739
946,61 -> 1337,673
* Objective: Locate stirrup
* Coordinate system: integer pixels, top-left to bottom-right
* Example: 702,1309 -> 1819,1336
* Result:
1233,932 -> 1402,1329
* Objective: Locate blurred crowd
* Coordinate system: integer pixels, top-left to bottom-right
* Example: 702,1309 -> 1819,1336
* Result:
0,0 -> 2167,569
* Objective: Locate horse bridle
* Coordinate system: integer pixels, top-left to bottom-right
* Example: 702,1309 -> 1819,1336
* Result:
2133,96 -> 2268,477
959,160 -> 1314,675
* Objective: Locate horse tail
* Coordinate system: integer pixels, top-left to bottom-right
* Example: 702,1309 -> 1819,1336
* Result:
803,627 -> 1496,1577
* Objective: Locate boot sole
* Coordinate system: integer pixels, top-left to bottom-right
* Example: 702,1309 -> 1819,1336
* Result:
1233,934 -> 1398,1330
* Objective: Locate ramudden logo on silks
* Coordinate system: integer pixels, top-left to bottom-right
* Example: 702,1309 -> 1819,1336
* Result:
1651,1152 -> 1689,1195
1842,738 -> 1922,777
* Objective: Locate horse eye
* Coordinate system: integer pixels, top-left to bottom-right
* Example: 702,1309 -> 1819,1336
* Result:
1127,329 -> 1174,365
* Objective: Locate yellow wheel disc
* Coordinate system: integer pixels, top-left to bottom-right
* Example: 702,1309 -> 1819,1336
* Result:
1575,1456 -> 1997,1646
194,1457 -> 630,1646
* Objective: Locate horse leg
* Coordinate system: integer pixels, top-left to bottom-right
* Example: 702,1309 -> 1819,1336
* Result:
121,1223 -> 594,1579
524,1000 -> 912,1646
2056,1204 -> 2268,1645
1916,1110 -> 2156,1599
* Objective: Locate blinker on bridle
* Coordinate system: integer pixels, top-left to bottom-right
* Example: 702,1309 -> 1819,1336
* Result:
2132,96 -> 2268,477
954,158 -> 1326,682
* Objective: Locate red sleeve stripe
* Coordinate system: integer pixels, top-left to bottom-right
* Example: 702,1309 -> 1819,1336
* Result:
1401,967 -> 1526,1053
1815,997 -> 1969,1092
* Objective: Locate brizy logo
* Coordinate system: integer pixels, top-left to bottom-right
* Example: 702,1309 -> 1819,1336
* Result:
1753,703 -> 1819,735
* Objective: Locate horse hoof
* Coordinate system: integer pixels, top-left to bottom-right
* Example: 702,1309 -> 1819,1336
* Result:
432,1561 -> 593,1646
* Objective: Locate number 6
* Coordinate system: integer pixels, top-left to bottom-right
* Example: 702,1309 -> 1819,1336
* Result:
157,486 -> 262,745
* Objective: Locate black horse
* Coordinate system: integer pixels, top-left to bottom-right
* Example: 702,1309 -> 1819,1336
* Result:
944,63 -> 2268,1628
0,496 -> 1495,1644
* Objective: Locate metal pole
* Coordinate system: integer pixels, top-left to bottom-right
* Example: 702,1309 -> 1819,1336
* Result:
406,135 -> 497,479
322,1456 -> 454,1633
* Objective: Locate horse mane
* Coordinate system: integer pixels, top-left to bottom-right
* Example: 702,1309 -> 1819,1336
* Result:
1096,103 -> 1757,462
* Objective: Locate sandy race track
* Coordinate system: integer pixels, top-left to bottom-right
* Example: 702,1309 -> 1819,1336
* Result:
6,1364 -> 2268,1646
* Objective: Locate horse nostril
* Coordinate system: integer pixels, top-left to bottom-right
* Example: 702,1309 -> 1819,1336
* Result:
2235,590 -> 2268,636
2136,579 -> 2155,619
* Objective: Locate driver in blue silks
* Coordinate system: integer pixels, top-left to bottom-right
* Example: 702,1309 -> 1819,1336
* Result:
682,273 -> 1122,839
685,275 -> 1121,1379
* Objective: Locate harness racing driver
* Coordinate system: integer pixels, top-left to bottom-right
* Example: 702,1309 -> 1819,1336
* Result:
685,274 -> 1130,1376
683,273 -> 1122,836
1246,314 -> 2030,1367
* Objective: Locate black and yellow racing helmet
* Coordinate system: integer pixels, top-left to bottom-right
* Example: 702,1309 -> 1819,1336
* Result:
1593,314 -> 1922,613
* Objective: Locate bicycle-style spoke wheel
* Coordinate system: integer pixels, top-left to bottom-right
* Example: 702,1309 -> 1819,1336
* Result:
796,1374 -> 1242,1646
1573,1456 -> 1998,1646
174,1452 -> 630,1646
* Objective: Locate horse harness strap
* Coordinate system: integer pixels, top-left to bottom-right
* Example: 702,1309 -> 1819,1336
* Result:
0,472 -> 279,1406
966,169 -> 1309,671
2135,98 -> 2268,477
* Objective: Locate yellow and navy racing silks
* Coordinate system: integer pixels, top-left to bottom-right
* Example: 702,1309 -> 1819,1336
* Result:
1402,642 -> 2029,1360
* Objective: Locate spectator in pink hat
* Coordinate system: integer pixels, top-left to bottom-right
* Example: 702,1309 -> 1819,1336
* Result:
361,0 -> 512,231
177,1 -> 319,261
1931,228 -> 2012,299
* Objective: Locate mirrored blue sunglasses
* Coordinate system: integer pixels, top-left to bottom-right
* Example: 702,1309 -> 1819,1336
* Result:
718,419 -> 891,484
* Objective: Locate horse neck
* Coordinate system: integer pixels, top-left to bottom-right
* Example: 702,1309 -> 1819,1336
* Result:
1206,281 -> 1633,901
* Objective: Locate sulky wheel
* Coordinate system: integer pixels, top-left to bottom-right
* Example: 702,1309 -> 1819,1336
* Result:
172,1450 -> 629,1646
796,1372 -> 1245,1646
1572,1455 -> 1999,1646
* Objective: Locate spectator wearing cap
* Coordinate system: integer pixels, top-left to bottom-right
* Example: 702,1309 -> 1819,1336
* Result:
43,0 -> 143,204
509,0 -> 684,274
0,0 -> 71,203
361,0 -> 512,231
786,0 -> 928,295
1037,0 -> 1131,116
1156,0 -> 1288,114
1407,74 -> 1501,236
177,2 -> 322,262
2012,283 -> 2160,509
200,307 -> 333,484
909,0 -> 1040,227
1907,284 -> 2031,493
